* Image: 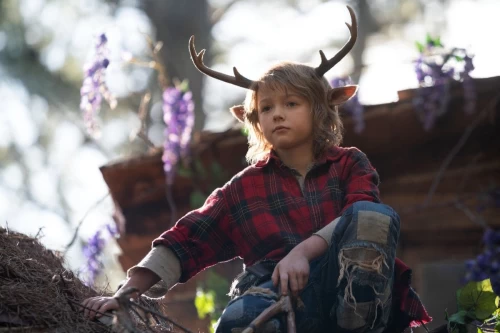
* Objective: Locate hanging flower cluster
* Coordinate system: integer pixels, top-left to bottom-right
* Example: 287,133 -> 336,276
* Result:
162,81 -> 195,185
330,77 -> 365,133
413,35 -> 475,131
80,33 -> 117,135
82,223 -> 118,285
464,228 -> 500,295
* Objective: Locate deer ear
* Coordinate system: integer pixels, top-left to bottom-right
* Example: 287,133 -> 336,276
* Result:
327,85 -> 358,106
230,105 -> 246,123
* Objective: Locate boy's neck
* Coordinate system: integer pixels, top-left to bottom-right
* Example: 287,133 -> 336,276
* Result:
275,144 -> 315,176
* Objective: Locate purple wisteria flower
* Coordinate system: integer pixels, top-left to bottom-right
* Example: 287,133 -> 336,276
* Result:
464,228 -> 500,295
162,85 -> 195,184
80,33 -> 117,135
413,36 -> 476,130
83,222 -> 118,285
330,77 -> 365,133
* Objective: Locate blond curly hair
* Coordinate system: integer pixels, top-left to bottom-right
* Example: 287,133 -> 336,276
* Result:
242,62 -> 344,165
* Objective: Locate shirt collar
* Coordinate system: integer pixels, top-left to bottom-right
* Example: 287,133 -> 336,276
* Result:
254,147 -> 339,168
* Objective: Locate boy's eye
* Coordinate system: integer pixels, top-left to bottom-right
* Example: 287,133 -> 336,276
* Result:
286,101 -> 298,107
261,106 -> 271,112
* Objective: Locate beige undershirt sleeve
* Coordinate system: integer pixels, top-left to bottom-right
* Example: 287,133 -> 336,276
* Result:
126,245 -> 181,298
313,216 -> 341,246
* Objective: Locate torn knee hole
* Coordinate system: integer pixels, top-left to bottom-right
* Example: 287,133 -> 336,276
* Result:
337,247 -> 389,309
337,247 -> 388,284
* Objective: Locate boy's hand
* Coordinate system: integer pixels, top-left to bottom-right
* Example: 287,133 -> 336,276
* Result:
271,250 -> 310,297
81,296 -> 119,320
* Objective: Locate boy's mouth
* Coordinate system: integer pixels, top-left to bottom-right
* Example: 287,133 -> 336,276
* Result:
273,126 -> 289,132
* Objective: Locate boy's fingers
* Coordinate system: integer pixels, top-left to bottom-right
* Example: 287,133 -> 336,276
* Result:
81,298 -> 89,312
289,275 -> 299,297
99,300 -> 118,317
299,273 -> 308,291
83,299 -> 93,318
280,273 -> 289,296
272,267 -> 278,286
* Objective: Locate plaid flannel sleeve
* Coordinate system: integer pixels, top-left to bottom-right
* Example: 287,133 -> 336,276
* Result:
153,187 -> 237,282
341,148 -> 381,213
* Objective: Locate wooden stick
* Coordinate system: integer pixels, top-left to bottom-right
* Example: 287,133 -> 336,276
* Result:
242,295 -> 295,333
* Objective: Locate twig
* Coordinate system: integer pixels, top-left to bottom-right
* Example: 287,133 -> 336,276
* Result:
132,92 -> 156,149
419,320 -> 431,333
454,201 -> 489,229
35,227 -> 44,239
456,153 -> 484,196
128,299 -> 194,333
129,306 -> 153,331
423,97 -> 498,207
64,192 -> 111,251
67,299 -> 114,318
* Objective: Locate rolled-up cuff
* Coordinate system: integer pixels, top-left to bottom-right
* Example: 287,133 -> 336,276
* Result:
313,217 -> 341,246
127,245 -> 181,298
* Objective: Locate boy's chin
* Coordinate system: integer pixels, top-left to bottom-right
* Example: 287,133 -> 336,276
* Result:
272,141 -> 301,151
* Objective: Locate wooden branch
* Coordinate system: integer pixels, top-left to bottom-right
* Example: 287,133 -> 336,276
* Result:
64,192 -> 110,251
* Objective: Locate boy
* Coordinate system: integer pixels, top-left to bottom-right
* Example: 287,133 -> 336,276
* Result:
83,6 -> 429,332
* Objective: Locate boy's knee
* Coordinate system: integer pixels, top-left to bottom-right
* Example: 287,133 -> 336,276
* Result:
334,201 -> 398,332
347,201 -> 400,245
215,291 -> 282,333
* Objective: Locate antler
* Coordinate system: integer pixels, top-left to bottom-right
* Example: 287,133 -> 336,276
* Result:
314,5 -> 358,77
189,36 -> 257,90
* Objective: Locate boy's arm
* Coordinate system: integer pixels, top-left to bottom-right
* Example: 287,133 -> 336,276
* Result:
153,187 -> 237,283
125,245 -> 181,297
341,148 -> 380,211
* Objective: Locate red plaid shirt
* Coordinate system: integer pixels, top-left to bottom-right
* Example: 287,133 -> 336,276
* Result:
154,146 -> 431,328
154,146 -> 380,282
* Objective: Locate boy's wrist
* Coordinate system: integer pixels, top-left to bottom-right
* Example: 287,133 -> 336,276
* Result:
293,235 -> 328,261
114,281 -> 141,301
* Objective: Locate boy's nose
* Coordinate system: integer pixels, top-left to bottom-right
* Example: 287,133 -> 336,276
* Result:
273,107 -> 285,121
273,113 -> 284,121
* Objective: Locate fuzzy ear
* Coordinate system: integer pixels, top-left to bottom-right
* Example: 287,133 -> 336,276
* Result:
328,85 -> 358,106
230,105 -> 246,123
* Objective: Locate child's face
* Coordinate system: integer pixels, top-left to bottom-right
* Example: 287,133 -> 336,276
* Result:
256,85 -> 314,152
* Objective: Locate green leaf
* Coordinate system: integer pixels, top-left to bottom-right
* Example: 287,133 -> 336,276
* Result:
458,280 -> 498,320
177,79 -> 190,93
495,321 -> 500,333
478,327 -> 485,333
415,41 -> 425,53
449,322 -> 468,333
435,36 -> 443,47
425,33 -> 433,45
241,127 -> 249,137
194,159 -> 207,178
209,319 -> 217,333
448,310 -> 468,325
190,190 -> 207,209
194,288 -> 215,319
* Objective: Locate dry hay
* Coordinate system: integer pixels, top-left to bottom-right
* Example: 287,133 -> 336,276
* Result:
0,227 -> 174,333
0,226 -> 112,332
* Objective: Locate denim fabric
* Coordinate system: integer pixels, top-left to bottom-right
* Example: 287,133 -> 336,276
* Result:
215,201 -> 400,333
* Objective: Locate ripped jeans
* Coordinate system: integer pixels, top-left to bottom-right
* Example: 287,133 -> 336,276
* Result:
215,201 -> 400,333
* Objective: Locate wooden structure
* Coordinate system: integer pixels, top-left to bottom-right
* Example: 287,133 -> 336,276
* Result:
100,76 -> 500,331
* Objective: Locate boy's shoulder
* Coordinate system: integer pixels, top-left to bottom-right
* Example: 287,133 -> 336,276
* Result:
324,146 -> 368,163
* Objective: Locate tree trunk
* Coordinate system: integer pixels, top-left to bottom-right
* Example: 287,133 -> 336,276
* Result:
351,0 -> 378,84
142,0 -> 212,131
